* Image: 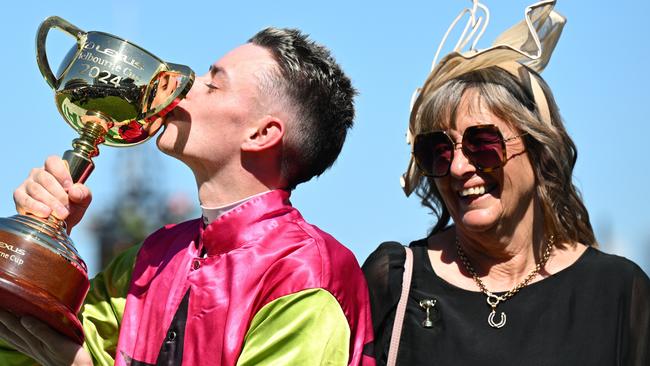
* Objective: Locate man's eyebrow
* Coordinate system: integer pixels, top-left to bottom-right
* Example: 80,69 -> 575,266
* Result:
209,65 -> 229,81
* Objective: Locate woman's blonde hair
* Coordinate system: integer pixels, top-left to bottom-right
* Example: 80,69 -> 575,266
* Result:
414,66 -> 596,247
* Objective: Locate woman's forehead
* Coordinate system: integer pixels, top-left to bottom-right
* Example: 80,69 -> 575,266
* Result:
441,91 -> 495,125
416,81 -> 523,135
439,94 -> 517,135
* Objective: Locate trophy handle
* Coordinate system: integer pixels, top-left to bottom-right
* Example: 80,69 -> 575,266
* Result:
36,16 -> 85,89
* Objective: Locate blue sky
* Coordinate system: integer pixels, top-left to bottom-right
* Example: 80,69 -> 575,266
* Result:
1,0 -> 648,275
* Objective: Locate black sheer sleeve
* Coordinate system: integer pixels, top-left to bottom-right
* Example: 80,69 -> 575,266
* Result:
362,241 -> 407,365
627,263 -> 650,365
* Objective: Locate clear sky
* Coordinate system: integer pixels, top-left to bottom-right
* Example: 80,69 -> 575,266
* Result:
1,0 -> 648,275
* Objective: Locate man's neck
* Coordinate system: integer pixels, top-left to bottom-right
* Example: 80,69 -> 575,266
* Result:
195,169 -> 276,207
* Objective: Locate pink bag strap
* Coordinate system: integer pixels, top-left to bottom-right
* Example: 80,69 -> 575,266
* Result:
387,246 -> 413,366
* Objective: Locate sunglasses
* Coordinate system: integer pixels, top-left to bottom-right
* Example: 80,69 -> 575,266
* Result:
413,124 -> 526,177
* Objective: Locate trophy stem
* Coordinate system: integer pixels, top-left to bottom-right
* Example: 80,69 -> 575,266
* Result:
63,121 -> 106,184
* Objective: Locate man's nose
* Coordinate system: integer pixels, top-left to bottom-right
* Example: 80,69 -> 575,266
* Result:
185,73 -> 209,99
184,78 -> 201,99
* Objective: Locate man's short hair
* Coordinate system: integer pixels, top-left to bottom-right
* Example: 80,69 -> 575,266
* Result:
249,28 -> 356,189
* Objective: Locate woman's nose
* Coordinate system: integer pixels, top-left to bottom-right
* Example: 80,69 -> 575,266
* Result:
449,144 -> 476,178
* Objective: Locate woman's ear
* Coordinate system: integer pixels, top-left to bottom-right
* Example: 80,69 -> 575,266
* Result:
241,115 -> 285,152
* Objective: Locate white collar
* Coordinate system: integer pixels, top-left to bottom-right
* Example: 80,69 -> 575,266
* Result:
200,190 -> 270,226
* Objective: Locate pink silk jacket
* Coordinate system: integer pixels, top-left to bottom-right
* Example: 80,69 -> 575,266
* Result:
114,189 -> 375,365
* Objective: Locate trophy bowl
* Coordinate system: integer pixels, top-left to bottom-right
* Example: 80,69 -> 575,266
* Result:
0,16 -> 194,343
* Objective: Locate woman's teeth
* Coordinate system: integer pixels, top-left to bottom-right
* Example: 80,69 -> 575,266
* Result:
460,185 -> 487,197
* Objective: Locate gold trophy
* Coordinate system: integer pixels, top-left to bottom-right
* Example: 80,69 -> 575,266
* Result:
0,16 -> 194,342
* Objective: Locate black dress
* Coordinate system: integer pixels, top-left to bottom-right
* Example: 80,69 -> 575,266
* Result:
362,239 -> 650,366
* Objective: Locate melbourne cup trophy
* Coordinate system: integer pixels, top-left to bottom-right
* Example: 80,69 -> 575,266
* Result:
0,16 -> 194,342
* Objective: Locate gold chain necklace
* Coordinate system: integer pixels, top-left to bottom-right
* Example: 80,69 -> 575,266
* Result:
455,236 -> 555,329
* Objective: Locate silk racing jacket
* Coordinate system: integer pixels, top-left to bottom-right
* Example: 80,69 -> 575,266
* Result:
0,189 -> 375,365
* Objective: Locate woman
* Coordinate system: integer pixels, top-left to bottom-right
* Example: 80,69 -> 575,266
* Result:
363,1 -> 650,365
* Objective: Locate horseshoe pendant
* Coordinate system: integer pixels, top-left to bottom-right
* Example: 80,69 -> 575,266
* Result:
488,309 -> 506,328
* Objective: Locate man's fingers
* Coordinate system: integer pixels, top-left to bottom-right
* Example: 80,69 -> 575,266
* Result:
44,156 -> 73,190
0,311 -> 44,361
21,316 -> 76,352
21,316 -> 91,366
0,315 -> 30,354
32,168 -> 70,209
13,188 -> 52,217
22,180 -> 69,219
68,183 -> 92,208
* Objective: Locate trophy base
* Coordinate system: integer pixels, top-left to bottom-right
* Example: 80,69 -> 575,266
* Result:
0,271 -> 84,343
0,215 -> 89,344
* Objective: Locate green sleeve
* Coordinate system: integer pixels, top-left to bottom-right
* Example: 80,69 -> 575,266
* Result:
80,244 -> 140,366
0,244 -> 140,366
236,288 -> 351,366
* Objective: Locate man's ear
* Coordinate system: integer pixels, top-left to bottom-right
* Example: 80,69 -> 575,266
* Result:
241,116 -> 285,152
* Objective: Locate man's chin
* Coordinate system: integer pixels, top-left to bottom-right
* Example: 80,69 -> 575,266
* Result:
155,131 -> 171,152
155,132 -> 183,158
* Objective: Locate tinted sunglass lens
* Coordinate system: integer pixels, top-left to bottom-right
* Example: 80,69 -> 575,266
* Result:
463,127 -> 504,170
415,133 -> 452,177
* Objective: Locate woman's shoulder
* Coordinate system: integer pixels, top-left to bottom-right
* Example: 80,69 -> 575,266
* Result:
363,239 -> 427,270
361,239 -> 426,292
583,247 -> 649,277
578,247 -> 650,292
362,241 -> 407,276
